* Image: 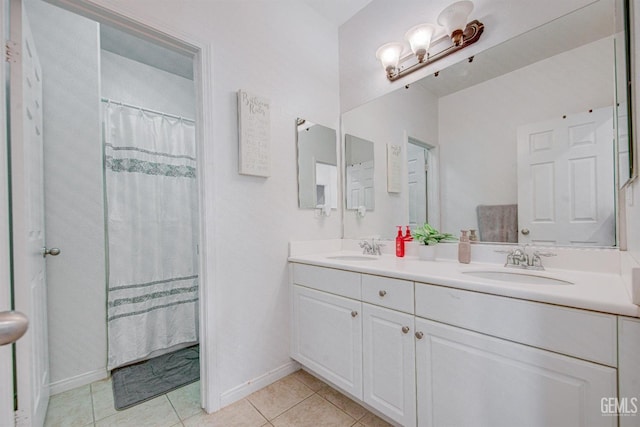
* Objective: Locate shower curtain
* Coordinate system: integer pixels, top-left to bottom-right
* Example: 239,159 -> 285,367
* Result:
103,101 -> 199,370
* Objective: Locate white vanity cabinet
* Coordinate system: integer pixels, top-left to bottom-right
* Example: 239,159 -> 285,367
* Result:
290,262 -> 627,427
618,317 -> 640,426
362,303 -> 416,427
414,317 -> 617,427
291,263 -> 363,397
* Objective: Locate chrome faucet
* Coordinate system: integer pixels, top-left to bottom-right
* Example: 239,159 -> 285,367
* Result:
498,244 -> 556,270
360,238 -> 383,256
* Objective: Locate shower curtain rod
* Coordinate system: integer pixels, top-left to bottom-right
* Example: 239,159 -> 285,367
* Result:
101,97 -> 195,123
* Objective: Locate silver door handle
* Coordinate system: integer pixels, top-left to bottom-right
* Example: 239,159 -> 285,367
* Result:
521,228 -> 530,235
42,247 -> 60,257
0,311 -> 28,346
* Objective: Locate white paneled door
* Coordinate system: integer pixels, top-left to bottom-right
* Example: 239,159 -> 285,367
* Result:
7,0 -> 50,425
517,107 -> 615,246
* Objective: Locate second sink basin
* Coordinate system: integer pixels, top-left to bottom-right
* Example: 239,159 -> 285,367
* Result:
462,270 -> 573,285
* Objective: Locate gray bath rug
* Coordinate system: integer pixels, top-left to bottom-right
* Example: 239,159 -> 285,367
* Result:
111,344 -> 199,410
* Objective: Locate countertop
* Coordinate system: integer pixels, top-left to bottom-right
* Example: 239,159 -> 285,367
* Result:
288,251 -> 640,318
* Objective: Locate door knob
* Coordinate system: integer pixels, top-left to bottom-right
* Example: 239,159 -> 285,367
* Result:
401,326 -> 410,334
378,290 -> 387,297
42,247 -> 61,257
0,311 -> 28,346
521,228 -> 530,235
351,311 -> 358,318
415,331 -> 424,340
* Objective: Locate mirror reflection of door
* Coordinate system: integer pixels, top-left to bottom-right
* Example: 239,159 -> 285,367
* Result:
517,107 -> 615,246
314,161 -> 337,209
345,134 -> 375,211
407,138 -> 439,230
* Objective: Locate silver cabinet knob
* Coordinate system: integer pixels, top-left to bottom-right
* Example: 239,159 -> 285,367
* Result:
415,331 -> 424,340
0,311 -> 28,346
401,326 -> 410,334
521,228 -> 530,235
379,290 -> 387,297
351,311 -> 358,318
42,247 -> 61,257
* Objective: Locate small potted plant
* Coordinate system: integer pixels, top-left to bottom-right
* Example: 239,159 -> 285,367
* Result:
412,223 -> 456,260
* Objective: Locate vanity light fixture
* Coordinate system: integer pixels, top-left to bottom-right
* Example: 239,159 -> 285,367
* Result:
376,0 -> 484,82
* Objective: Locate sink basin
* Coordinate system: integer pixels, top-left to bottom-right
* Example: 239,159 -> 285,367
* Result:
327,255 -> 379,261
462,270 -> 573,285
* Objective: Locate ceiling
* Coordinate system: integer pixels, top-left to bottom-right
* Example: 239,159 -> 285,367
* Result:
100,1 -> 371,80
300,0 -> 372,26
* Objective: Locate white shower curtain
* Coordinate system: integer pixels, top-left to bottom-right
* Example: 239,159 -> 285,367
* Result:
103,101 -> 199,370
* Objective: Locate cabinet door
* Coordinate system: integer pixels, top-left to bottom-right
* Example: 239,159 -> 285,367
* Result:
291,285 -> 362,399
415,318 -> 617,427
363,304 -> 416,427
619,317 -> 640,426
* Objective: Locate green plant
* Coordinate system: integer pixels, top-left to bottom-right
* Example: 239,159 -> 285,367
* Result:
412,223 -> 457,246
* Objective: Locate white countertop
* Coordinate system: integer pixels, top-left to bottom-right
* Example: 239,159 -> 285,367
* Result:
288,251 -> 640,318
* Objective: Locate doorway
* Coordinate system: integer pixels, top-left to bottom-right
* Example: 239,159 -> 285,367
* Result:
407,137 -> 440,229
4,0 -> 214,424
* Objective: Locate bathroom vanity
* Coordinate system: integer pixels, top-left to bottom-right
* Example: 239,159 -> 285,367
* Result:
289,244 -> 640,427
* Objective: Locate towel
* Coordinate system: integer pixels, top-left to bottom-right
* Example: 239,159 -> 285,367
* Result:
476,204 -> 518,243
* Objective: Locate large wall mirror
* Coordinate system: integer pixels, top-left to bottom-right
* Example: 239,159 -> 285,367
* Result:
296,119 -> 338,210
342,0 -> 633,247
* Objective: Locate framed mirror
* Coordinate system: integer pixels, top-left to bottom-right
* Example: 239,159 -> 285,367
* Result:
616,0 -> 637,188
345,134 -> 375,211
296,119 -> 338,210
342,0 -> 629,247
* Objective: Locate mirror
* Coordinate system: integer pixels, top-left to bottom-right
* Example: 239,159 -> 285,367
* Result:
342,0 -> 628,247
345,134 -> 375,211
296,119 -> 338,210
616,0 -> 637,187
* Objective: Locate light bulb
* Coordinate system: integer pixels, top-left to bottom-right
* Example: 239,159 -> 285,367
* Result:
405,24 -> 436,61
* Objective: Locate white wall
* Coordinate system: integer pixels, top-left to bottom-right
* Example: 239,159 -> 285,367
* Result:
342,83 -> 437,238
101,50 -> 195,118
25,0 -> 106,391
339,0 -> 596,113
438,38 -> 614,235
82,0 -> 342,405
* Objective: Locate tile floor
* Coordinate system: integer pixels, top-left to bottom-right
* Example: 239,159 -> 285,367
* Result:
44,369 -> 394,427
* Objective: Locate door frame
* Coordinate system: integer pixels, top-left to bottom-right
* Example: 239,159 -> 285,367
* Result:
0,0 -> 16,424
42,0 -> 219,413
405,133 -> 440,231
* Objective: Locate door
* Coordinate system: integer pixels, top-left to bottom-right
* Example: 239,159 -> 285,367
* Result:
517,107 -> 615,246
291,285 -> 363,399
8,0 -> 49,425
346,160 -> 374,210
415,318 -> 617,427
1,1 -> 15,425
407,142 -> 427,228
362,303 -> 416,427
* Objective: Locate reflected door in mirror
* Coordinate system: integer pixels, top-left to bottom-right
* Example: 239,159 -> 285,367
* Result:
517,107 -> 615,246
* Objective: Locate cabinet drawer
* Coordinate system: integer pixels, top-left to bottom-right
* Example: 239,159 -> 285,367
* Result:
292,263 -> 361,299
362,275 -> 414,313
415,283 -> 617,367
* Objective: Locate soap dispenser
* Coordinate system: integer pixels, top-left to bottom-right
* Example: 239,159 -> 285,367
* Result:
458,230 -> 471,264
395,226 -> 405,258
404,226 -> 413,241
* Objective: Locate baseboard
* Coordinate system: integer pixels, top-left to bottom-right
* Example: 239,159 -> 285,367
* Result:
49,368 -> 109,395
219,360 -> 301,408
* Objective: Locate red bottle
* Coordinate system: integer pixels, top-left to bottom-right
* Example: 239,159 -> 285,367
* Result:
396,226 -> 405,257
404,226 -> 413,241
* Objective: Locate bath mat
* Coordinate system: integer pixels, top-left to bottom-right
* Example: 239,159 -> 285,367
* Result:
111,344 -> 199,410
